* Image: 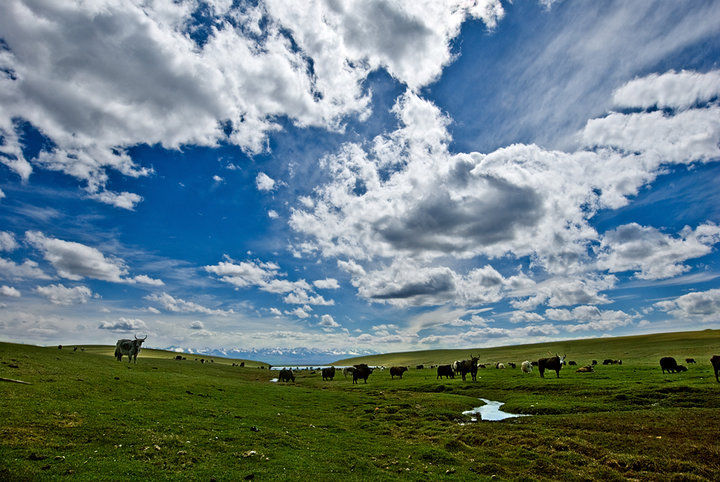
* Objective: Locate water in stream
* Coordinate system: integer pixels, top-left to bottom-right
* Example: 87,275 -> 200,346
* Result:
462,398 -> 531,422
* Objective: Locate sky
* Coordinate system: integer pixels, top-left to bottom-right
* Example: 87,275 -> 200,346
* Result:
1,0 -> 720,364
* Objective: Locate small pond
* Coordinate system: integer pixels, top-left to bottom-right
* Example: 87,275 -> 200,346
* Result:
462,398 -> 531,422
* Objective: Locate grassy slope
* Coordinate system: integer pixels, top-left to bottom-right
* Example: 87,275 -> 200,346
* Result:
334,329 -> 720,367
1,331 -> 719,481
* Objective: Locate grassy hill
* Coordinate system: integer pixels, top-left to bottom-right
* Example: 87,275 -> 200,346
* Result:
2,331 -> 720,480
334,329 -> 720,367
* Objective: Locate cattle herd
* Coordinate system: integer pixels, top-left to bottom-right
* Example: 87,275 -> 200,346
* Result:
109,335 -> 720,385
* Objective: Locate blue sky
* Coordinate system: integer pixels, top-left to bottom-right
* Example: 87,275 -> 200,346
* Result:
1,0 -> 720,363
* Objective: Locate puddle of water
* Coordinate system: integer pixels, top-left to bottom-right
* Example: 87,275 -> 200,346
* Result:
462,398 -> 530,422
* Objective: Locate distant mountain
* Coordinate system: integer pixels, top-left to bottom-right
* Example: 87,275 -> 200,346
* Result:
162,345 -> 377,365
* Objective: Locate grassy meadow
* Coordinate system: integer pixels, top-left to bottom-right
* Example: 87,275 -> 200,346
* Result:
2,330 -> 720,481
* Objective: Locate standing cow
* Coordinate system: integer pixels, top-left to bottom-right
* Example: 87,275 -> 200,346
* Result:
390,366 -> 408,379
278,368 -> 295,382
521,360 -> 533,374
352,364 -> 373,384
436,365 -> 454,379
538,353 -> 565,378
114,335 -> 147,363
321,366 -> 336,381
456,356 -> 479,381
711,355 -> 720,382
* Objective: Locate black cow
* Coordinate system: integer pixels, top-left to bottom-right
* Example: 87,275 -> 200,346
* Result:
436,365 -> 454,379
538,354 -> 566,378
390,366 -> 408,379
507,362 -> 516,369
456,356 -> 479,381
352,364 -> 373,384
592,360 -> 598,365
416,364 -> 424,370
322,366 -> 336,381
568,361 -> 577,366
603,359 -> 613,365
660,357 -> 685,374
711,355 -> 720,383
278,368 -> 295,382
686,358 -> 696,364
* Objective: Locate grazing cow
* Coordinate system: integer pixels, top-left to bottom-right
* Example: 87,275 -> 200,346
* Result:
592,360 -> 598,365
322,366 -> 336,381
568,361 -> 577,366
603,359 -> 613,365
496,362 -> 505,369
436,365 -> 454,379
508,362 -> 516,369
521,360 -> 533,374
343,367 -> 355,379
278,368 -> 295,382
686,358 -> 696,364
114,335 -> 147,363
416,364 -> 424,370
175,355 -> 183,360
576,365 -> 594,373
390,366 -> 408,379
352,364 -> 373,384
711,355 -> 720,382
538,353 -> 566,378
456,356 -> 479,381
660,357 -> 684,374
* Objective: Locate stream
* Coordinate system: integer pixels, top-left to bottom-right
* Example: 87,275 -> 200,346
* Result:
462,398 -> 531,422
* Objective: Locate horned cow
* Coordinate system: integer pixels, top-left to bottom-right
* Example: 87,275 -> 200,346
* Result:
114,335 -> 147,363
538,353 -> 566,378
352,364 -> 373,384
456,356 -> 479,381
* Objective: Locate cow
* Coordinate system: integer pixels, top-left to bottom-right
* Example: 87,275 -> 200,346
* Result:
322,366 -> 336,381
538,353 -> 566,378
342,367 -> 355,379
436,365 -> 454,379
568,361 -> 577,366
686,358 -> 696,364
352,364 -> 373,384
603,359 -> 613,365
278,368 -> 295,382
507,362 -> 516,369
521,360 -> 533,374
711,355 -> 720,383
660,357 -> 685,374
456,356 -> 479,381
496,362 -> 505,369
576,365 -> 594,373
114,335 -> 147,363
416,364 -> 424,370
175,355 -> 183,360
591,360 -> 598,365
390,366 -> 408,379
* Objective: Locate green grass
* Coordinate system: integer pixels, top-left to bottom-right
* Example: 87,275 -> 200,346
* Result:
2,330 -> 720,480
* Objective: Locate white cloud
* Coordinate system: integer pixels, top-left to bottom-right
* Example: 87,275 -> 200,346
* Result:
190,321 -> 205,330
612,69 -> 720,111
256,172 -> 276,192
25,231 -> 162,285
290,70 -> 720,312
145,292 -> 233,316
268,210 -> 279,219
0,257 -> 52,280
0,285 -> 21,297
35,283 -> 93,305
313,278 -> 340,290
318,314 -> 339,329
654,288 -> 720,322
98,317 -> 147,331
596,223 -> 720,280
0,1 -> 502,207
0,232 -> 18,251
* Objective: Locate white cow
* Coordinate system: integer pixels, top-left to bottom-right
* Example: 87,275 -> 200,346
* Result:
521,360 -> 533,374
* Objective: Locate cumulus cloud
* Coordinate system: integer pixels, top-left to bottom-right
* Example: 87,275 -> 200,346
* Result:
596,223 -> 720,280
0,285 -> 21,297
190,321 -> 205,330
256,172 -> 276,192
0,257 -> 52,280
98,317 -> 148,331
0,232 -> 18,251
291,70 -> 720,312
313,278 -> 340,290
25,231 -> 162,285
0,0 -> 501,207
654,288 -> 720,322
35,283 -> 93,305
145,292 -> 233,316
318,314 -> 339,329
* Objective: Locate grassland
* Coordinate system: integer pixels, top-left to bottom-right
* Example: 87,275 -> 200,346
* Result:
2,329 -> 720,481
